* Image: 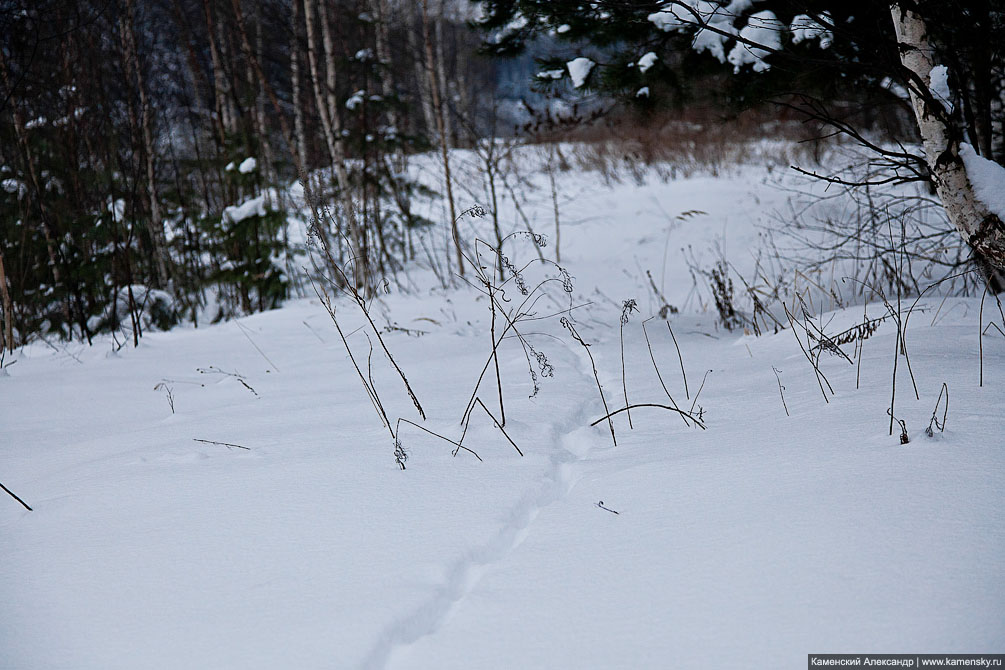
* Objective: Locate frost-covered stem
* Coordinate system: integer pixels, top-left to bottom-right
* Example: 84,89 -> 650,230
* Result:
891,4 -> 1005,274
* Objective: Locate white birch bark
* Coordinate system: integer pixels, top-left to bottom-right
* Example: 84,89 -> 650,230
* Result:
122,0 -> 170,288
290,0 -> 309,173
421,0 -> 462,276
892,4 -> 1005,272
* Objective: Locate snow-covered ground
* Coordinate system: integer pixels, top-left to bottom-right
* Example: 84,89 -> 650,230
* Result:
2,152 -> 1003,668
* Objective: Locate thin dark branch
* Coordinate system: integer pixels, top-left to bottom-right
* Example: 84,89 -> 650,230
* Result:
0,480 -> 32,511
193,438 -> 251,451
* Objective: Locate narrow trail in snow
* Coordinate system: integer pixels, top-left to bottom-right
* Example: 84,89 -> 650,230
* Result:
358,339 -> 605,670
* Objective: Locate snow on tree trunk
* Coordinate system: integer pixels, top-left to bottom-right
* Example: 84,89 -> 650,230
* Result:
891,4 -> 1005,277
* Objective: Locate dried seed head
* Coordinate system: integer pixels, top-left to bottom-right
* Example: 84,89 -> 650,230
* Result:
559,267 -> 574,293
621,299 -> 639,325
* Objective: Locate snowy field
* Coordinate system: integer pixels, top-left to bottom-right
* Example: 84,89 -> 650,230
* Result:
2,152 -> 1003,668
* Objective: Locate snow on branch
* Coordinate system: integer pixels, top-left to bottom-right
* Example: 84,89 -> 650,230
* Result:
567,57 -> 595,88
223,194 -> 268,223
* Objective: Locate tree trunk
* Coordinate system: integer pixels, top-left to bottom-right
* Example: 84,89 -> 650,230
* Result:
0,249 -> 14,352
435,4 -> 454,147
421,0 -> 462,277
892,4 -> 1005,279
203,0 -> 236,145
313,0 -> 369,292
408,2 -> 437,139
290,0 -> 309,174
122,0 -> 170,289
0,50 -> 69,326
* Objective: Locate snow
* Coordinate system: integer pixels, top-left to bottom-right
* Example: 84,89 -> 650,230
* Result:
636,87 -> 650,98
107,197 -> 126,223
727,10 -> 784,73
881,76 -> 910,101
930,64 -> 952,110
566,57 -> 594,88
238,157 -> 257,174
556,24 -> 571,34
2,148 -> 1004,669
223,194 -> 267,223
535,69 -> 564,80
790,13 -> 833,49
346,90 -> 366,110
960,142 -> 1005,221
650,0 -> 758,64
637,51 -> 658,73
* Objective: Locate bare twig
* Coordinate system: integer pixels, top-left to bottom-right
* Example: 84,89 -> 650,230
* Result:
980,283 -> 989,387
311,278 -> 392,435
642,318 -> 691,427
235,321 -> 280,372
595,500 -> 619,515
196,366 -> 259,398
667,322 -> 689,399
688,369 -> 713,417
620,299 -> 638,429
925,383 -> 949,437
473,397 -> 523,457
193,438 -> 251,451
0,480 -> 32,511
303,320 -> 325,343
394,418 -> 483,462
590,403 -> 706,430
885,409 -> 909,444
562,317 -> 616,446
772,367 -> 789,417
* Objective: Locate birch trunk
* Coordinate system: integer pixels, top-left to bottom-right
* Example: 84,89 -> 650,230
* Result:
892,4 -> 1005,276
290,0 -> 309,173
315,0 -> 369,292
203,0 -> 235,145
122,0 -> 170,289
251,2 -> 277,208
408,2 -> 437,142
435,4 -> 454,147
421,0 -> 462,276
370,0 -> 397,131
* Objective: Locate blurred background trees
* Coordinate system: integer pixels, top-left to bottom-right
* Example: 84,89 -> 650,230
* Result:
2,0 -> 1002,350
